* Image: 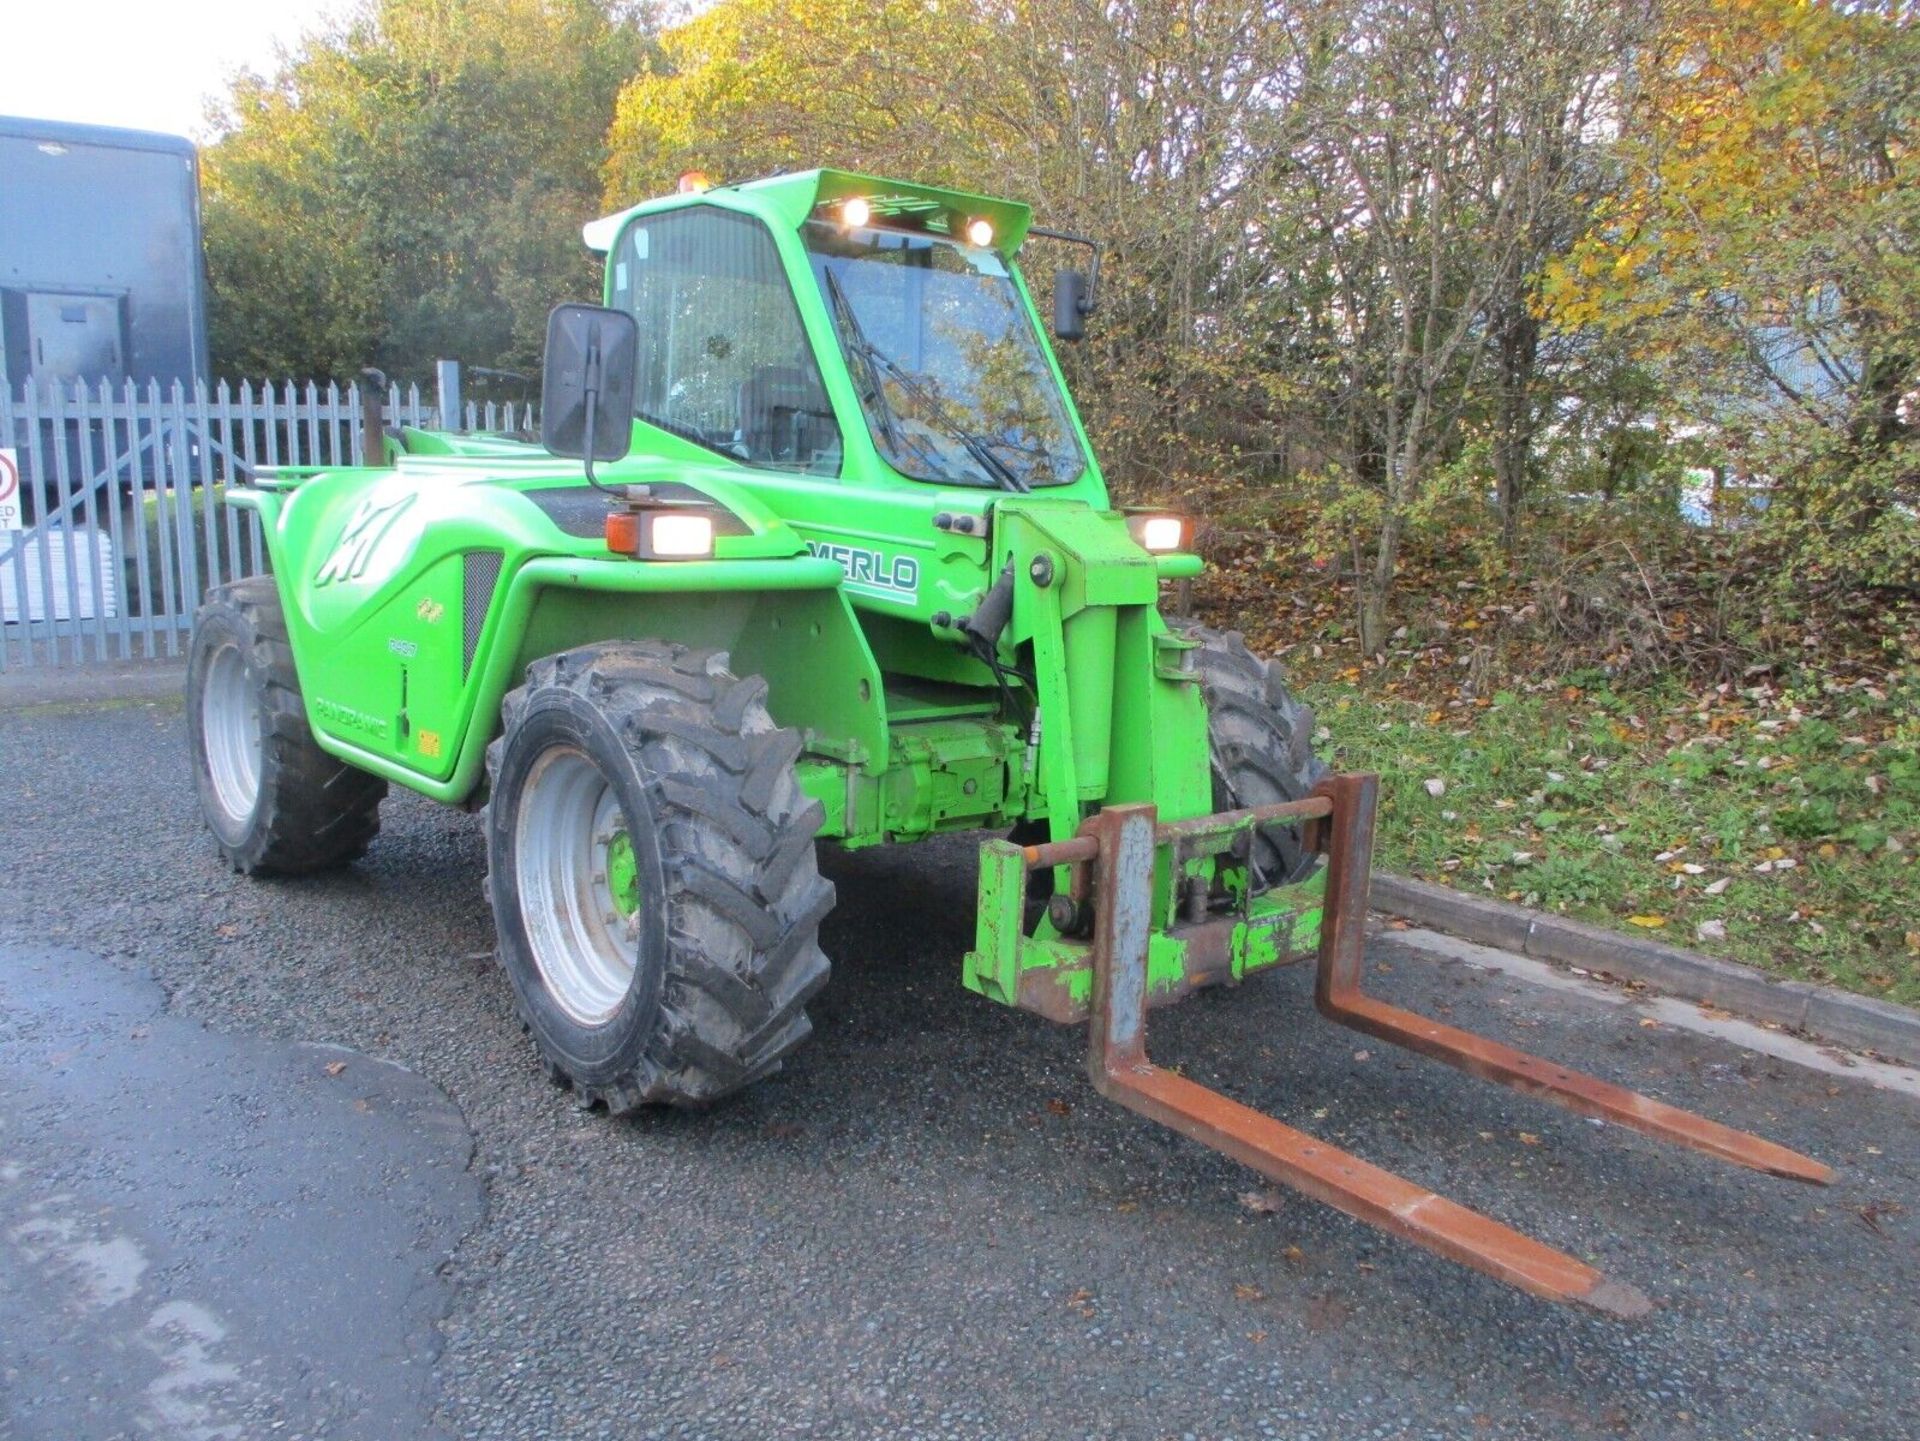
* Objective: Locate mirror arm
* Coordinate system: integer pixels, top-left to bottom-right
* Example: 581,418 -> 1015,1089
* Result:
1027,226 -> 1100,314
580,337 -> 618,495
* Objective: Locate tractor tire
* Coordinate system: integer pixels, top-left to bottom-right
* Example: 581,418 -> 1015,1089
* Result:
187,578 -> 387,875
484,641 -> 833,1111
1186,625 -> 1329,889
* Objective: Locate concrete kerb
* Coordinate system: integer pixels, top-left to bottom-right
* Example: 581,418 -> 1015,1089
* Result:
1370,873 -> 1920,1067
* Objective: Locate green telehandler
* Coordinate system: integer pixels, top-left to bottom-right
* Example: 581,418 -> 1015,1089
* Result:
187,168 -> 1828,1316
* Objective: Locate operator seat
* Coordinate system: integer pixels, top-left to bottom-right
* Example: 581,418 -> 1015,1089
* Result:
739,365 -> 833,465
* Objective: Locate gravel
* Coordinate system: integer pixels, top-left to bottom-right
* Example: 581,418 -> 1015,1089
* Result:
2,694 -> 1916,1440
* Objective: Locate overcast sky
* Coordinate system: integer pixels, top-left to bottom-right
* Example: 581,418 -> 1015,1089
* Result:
6,0 -> 351,141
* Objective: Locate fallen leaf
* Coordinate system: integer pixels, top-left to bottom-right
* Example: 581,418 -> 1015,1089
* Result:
1234,1282 -> 1265,1302
1627,914 -> 1668,929
1352,1049 -> 1370,1062
1704,877 -> 1732,896
1282,1245 -> 1305,1263
1639,1017 -> 1661,1028
1518,1132 -> 1541,1145
1238,1188 -> 1286,1215
324,1060 -> 348,1077
1695,919 -> 1728,942
1045,1098 -> 1072,1117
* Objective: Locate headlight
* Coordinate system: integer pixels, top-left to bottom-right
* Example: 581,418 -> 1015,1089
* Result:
650,512 -> 715,558
1129,514 -> 1190,553
841,197 -> 873,229
963,216 -> 995,248
605,507 -> 720,559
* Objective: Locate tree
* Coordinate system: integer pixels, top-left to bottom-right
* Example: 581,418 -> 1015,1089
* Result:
1544,0 -> 1920,585
1254,0 -> 1638,651
203,0 -> 649,381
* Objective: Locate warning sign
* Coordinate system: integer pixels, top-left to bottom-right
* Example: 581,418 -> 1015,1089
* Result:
0,449 -> 20,531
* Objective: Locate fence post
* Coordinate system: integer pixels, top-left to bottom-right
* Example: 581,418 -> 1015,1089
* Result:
436,359 -> 461,433
122,379 -> 157,657
73,380 -> 112,661
0,382 -> 17,669
359,369 -> 389,466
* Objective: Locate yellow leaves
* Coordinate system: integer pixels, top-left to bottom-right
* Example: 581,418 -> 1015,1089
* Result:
1627,914 -> 1669,928
608,0 -> 1022,204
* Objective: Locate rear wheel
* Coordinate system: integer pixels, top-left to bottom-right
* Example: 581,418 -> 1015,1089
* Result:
187,578 -> 386,874
485,641 -> 833,1110
1187,625 -> 1328,889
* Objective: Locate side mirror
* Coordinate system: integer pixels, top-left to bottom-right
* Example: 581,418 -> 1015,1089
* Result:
541,304 -> 637,481
1053,269 -> 1090,342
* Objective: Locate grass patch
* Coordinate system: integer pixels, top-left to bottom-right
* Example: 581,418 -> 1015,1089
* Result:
1306,676 -> 1920,1005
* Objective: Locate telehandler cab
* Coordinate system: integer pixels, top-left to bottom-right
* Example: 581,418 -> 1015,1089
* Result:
189,169 -> 1828,1316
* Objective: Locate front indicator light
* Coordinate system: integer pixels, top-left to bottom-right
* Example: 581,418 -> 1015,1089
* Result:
1133,515 -> 1189,553
650,512 -> 715,558
606,510 -> 641,554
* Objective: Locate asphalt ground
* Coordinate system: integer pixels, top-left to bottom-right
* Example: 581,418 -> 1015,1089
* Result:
2,693 -> 1917,1440
1,951 -> 482,1440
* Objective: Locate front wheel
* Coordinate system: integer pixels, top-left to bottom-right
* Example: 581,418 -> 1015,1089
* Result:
1186,625 -> 1329,889
484,641 -> 833,1110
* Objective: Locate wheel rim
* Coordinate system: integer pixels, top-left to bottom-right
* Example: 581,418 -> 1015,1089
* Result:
202,640 -> 263,826
515,746 -> 643,1026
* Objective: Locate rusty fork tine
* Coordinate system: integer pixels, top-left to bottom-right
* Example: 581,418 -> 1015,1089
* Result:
1101,1056 -> 1653,1318
1319,991 -> 1833,1184
1311,774 -> 1834,1187
1084,805 -> 1652,1319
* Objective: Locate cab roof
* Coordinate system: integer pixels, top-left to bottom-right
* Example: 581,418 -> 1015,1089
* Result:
582,167 -> 1033,256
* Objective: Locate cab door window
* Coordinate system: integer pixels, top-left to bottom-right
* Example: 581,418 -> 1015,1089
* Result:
609,208 -> 841,475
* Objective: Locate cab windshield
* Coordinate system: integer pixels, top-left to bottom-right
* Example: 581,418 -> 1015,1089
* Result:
803,222 -> 1085,490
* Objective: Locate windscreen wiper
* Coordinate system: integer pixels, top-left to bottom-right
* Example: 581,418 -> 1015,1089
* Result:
823,270 -> 913,460
822,269 -> 1030,493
